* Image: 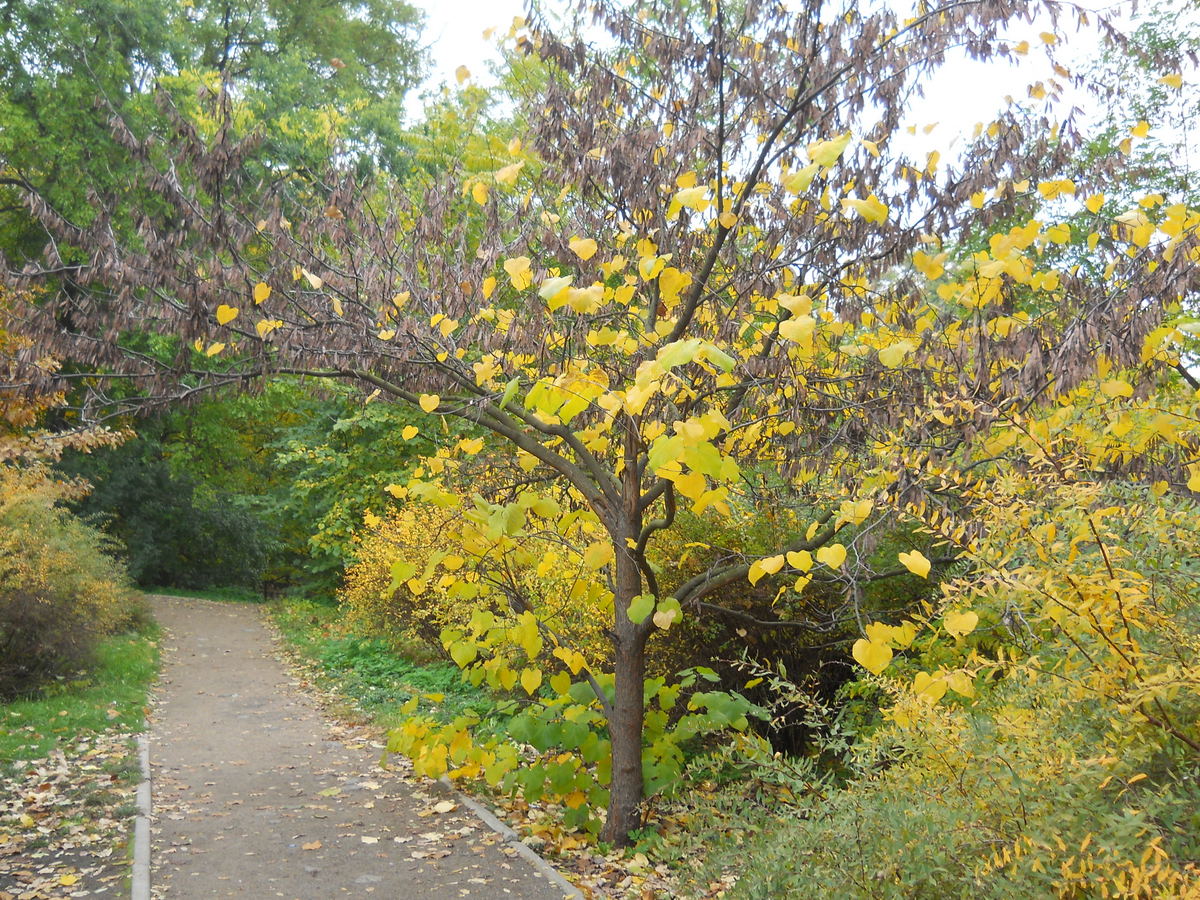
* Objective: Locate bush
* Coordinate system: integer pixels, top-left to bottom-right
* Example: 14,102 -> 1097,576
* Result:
0,466 -> 140,699
340,496 -> 611,660
686,468 -> 1200,897
0,587 -> 99,699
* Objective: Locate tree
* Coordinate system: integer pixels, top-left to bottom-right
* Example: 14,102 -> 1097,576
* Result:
0,0 -> 425,265
7,0 -> 1198,845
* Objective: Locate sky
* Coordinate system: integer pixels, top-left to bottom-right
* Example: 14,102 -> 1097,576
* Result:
406,0 -> 1153,151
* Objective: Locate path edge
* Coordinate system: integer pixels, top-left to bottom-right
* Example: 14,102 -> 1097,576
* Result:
437,776 -> 583,899
132,732 -> 151,900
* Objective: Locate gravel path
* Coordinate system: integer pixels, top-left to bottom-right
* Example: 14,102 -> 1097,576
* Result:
147,595 -> 568,899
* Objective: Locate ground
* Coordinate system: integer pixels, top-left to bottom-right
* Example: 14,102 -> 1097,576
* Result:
148,594 -> 568,898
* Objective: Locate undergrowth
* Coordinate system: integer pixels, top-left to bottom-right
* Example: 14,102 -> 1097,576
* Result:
270,596 -> 501,734
0,623 -> 160,772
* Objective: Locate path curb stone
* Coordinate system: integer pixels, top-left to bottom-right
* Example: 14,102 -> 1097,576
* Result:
437,776 -> 583,899
131,733 -> 151,900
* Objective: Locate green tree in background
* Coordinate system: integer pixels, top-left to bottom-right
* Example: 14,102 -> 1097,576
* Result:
0,0 -> 425,262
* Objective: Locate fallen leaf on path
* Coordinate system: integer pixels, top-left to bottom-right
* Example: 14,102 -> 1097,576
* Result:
301,840 -> 322,851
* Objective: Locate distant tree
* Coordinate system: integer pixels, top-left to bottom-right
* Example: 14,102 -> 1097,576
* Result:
0,0 -> 425,264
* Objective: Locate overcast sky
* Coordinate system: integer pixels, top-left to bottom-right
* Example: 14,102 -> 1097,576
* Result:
406,1 -> 1154,156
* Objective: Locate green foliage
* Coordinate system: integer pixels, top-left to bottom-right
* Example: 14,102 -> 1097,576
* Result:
269,389 -> 444,589
268,596 -> 495,728
0,625 -> 159,771
58,435 -> 271,590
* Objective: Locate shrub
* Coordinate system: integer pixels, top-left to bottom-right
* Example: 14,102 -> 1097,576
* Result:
340,496 -> 611,660
687,466 -> 1200,897
0,466 -> 140,698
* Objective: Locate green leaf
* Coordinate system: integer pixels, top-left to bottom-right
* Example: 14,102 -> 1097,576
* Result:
627,593 -> 656,624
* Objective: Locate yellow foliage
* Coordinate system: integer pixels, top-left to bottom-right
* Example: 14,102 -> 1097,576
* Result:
340,497 -> 611,661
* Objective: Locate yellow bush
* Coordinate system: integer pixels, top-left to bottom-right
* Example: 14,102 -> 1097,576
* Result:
0,465 -> 140,697
340,496 -> 611,663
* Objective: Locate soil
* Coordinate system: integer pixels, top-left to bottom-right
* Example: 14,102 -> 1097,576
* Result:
147,595 -> 568,899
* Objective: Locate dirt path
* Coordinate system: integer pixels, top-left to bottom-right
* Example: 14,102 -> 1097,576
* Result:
147,595 -> 569,899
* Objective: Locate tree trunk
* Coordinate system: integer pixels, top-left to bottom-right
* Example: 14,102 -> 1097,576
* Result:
602,542 -> 648,846
600,426 -> 649,846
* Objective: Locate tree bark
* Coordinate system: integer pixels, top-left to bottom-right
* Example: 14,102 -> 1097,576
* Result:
600,423 -> 649,846
602,541 -> 648,845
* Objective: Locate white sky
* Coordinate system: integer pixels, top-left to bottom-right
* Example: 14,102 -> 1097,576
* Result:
407,0 -> 1163,156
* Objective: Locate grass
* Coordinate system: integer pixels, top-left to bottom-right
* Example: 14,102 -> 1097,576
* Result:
0,623 -> 160,772
270,596 -> 500,732
141,584 -> 263,603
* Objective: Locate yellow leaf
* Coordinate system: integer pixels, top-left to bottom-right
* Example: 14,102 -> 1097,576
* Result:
841,193 -> 888,224
785,549 -> 812,571
503,256 -> 533,290
584,542 -> 614,569
1085,193 -> 1105,214
255,319 -> 283,339
215,304 -> 239,325
569,236 -> 598,260
494,161 -> 525,185
808,131 -> 852,167
458,437 -> 484,455
471,181 -> 489,205
946,670 -> 975,697
718,211 -> 738,229
520,668 -> 542,695
1186,469 -> 1200,493
944,610 -> 979,638
781,162 -> 819,193
670,186 -> 711,216
652,607 -> 679,630
851,638 -> 892,675
205,342 -> 225,357
1159,73 -> 1183,89
898,549 -> 931,578
253,282 -> 271,304
419,394 -> 440,413
1100,379 -> 1133,398
912,671 -> 948,702
538,274 -> 574,307
455,64 -> 470,84
302,268 -> 323,289
1130,120 -> 1150,138
1037,179 -> 1075,200
401,425 -> 418,440
1039,31 -> 1057,44
481,276 -> 497,299
815,543 -> 846,569
778,314 -> 815,344
877,340 -> 916,368
838,498 -> 873,526
385,483 -> 407,498
60,875 -> 79,886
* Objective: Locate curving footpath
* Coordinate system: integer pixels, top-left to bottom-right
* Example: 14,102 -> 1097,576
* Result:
145,595 -> 573,899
